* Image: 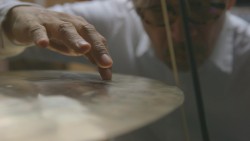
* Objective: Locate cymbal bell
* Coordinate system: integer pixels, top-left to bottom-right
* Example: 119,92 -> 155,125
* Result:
0,71 -> 184,141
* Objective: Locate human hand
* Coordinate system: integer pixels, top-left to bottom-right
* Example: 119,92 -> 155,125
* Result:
2,5 -> 113,80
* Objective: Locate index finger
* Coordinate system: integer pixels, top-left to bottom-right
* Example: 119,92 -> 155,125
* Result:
79,23 -> 113,68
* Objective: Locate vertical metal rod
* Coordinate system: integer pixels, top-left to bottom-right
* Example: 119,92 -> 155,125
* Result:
160,0 -> 180,86
160,1 -> 190,141
178,0 -> 210,141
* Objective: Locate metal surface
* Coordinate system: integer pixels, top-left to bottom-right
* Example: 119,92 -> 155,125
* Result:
0,71 -> 184,141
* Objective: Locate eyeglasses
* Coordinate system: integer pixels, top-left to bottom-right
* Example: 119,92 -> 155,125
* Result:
136,2 -> 226,27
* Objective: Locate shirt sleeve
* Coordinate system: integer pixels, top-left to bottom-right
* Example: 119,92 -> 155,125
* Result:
0,0 -> 38,59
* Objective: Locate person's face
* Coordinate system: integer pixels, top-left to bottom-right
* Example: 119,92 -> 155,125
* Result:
135,0 -> 235,71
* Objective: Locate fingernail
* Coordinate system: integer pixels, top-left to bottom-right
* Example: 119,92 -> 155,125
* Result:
100,54 -> 113,67
77,40 -> 88,46
77,40 -> 90,53
37,39 -> 49,48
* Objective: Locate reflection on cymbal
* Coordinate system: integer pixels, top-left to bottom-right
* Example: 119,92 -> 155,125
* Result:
0,71 -> 184,141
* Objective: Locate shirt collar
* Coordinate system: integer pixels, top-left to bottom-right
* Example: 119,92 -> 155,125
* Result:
136,33 -> 152,57
209,12 -> 234,73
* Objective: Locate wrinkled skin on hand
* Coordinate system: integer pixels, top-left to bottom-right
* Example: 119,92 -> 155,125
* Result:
2,6 -> 113,80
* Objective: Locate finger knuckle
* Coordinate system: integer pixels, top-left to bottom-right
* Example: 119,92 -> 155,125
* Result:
94,42 -> 108,54
81,23 -> 96,34
57,22 -> 74,34
75,15 -> 84,21
57,12 -> 68,17
100,36 -> 107,46
27,24 -> 44,35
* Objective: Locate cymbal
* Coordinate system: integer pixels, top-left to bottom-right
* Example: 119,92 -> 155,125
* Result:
0,71 -> 183,141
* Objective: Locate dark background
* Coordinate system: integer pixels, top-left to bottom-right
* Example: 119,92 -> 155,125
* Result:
236,0 -> 250,6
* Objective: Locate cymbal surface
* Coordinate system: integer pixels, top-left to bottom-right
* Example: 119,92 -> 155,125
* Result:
0,71 -> 183,141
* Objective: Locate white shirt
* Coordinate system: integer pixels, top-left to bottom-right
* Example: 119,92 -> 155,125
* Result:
0,0 -> 38,59
1,0 -> 250,141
